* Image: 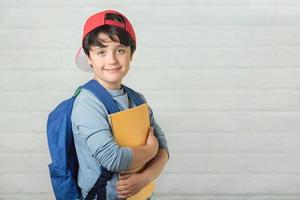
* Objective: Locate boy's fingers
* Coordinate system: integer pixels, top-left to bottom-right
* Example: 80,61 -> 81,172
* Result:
119,173 -> 131,180
116,179 -> 128,187
116,185 -> 129,191
118,190 -> 132,199
118,194 -> 131,199
149,127 -> 154,133
117,187 -> 132,198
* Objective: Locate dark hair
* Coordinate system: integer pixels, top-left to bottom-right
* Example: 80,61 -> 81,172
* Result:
82,13 -> 136,57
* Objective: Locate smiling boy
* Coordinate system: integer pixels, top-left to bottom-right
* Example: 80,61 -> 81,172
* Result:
71,10 -> 169,199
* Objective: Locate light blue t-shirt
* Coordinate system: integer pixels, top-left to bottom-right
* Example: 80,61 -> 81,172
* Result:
71,86 -> 169,199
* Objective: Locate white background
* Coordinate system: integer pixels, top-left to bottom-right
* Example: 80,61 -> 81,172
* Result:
1,0 -> 300,199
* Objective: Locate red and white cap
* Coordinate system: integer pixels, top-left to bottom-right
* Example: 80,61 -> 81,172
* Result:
75,10 -> 136,72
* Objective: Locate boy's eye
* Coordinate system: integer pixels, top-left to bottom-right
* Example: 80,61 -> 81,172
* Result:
97,50 -> 106,56
117,49 -> 125,54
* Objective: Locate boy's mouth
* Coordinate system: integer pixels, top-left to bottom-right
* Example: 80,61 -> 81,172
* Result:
103,67 -> 122,71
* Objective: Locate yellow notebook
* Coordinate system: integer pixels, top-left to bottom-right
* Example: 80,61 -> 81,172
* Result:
108,103 -> 155,200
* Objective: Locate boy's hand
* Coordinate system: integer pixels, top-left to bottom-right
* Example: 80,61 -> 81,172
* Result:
116,172 -> 150,199
146,127 -> 158,157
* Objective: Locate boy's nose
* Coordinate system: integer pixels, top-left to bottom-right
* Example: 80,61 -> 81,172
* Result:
106,52 -> 117,65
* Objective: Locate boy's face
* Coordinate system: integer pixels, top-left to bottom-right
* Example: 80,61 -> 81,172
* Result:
87,32 -> 132,90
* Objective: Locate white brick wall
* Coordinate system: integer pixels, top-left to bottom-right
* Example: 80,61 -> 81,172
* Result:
1,0 -> 300,199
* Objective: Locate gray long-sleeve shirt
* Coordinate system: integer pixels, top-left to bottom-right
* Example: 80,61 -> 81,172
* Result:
71,87 -> 169,199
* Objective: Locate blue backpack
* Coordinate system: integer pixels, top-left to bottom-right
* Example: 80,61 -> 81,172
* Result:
46,79 -> 145,200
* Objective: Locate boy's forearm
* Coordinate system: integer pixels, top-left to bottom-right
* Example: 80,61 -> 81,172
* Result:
142,149 -> 169,182
127,145 -> 157,170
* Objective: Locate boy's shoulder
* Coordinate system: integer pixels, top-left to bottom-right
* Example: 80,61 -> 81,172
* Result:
72,88 -> 108,114
74,88 -> 100,104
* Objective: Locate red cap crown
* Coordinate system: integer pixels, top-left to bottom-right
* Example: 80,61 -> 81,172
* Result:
82,10 -> 136,44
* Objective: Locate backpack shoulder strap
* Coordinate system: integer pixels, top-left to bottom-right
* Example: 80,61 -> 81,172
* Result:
122,85 -> 145,106
82,79 -> 120,114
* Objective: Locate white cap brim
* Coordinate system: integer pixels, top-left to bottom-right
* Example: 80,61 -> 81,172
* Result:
75,47 -> 93,72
